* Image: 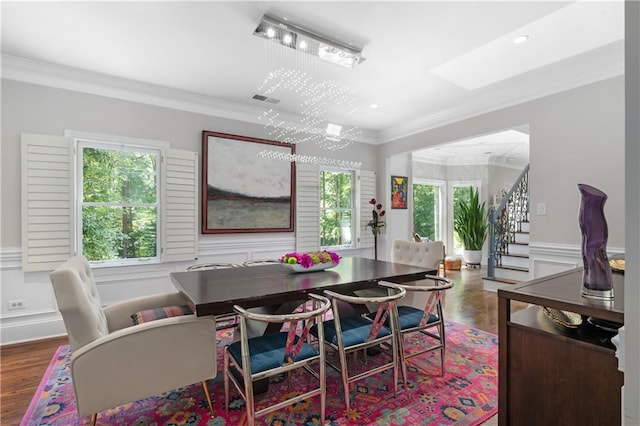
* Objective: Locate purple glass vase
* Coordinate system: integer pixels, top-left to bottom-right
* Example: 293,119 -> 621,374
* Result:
578,184 -> 613,300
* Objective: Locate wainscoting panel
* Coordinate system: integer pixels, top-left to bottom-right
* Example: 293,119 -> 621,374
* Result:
529,242 -> 624,279
1,237 -> 367,344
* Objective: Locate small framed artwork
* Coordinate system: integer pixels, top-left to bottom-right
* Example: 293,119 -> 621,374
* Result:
391,175 -> 408,209
202,131 -> 295,234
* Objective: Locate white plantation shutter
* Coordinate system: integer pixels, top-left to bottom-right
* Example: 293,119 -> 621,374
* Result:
21,133 -> 74,271
358,170 -> 376,249
162,149 -> 198,262
296,163 -> 320,252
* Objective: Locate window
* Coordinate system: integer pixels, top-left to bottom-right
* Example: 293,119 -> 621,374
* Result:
78,141 -> 160,265
413,181 -> 444,241
320,169 -> 353,248
21,132 -> 198,272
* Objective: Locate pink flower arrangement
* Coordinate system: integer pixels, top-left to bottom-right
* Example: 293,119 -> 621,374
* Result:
279,250 -> 341,268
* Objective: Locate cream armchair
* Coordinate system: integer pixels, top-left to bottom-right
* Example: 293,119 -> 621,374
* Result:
391,239 -> 446,307
50,256 -> 217,426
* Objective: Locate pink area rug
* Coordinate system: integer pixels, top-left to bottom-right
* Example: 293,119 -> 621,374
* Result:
21,321 -> 498,425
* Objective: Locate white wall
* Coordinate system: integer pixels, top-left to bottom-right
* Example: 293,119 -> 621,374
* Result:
377,77 -> 625,266
0,79 -> 378,344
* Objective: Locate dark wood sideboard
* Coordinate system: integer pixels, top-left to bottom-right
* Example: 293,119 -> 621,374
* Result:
498,268 -> 624,425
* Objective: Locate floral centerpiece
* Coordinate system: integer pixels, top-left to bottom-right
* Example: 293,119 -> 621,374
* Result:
280,250 -> 341,272
366,198 -> 386,259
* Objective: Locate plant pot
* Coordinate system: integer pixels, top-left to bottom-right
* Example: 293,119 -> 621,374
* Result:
463,250 -> 482,265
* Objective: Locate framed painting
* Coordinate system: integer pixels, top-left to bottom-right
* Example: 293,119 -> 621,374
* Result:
391,175 -> 408,209
201,131 -> 295,234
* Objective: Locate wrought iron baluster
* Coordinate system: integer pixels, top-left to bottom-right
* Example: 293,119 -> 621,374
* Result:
488,165 -> 529,278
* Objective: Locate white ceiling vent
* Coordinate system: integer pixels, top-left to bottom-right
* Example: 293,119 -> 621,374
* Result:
252,94 -> 280,104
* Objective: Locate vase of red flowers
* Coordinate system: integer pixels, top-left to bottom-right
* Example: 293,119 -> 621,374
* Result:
366,198 -> 386,260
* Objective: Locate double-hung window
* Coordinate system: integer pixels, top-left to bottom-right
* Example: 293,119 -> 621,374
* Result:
78,141 -> 160,265
21,132 -> 198,271
320,169 -> 354,248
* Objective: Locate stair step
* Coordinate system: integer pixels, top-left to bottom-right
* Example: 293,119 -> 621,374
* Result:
507,243 -> 530,256
514,232 -> 529,244
500,254 -> 529,268
496,265 -> 528,272
494,265 -> 530,281
483,276 -> 520,292
484,276 -> 520,284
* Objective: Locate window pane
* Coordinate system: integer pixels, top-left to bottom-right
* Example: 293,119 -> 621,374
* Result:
320,209 -> 352,247
82,206 -> 157,261
320,170 -> 353,248
321,171 -> 352,209
83,147 -> 157,204
413,184 -> 440,241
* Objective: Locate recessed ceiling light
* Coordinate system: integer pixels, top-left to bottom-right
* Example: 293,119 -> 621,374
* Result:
370,103 -> 379,109
266,27 -> 276,38
513,35 -> 530,44
298,40 -> 307,50
283,34 -> 293,44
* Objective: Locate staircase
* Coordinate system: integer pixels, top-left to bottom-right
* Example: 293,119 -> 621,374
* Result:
483,164 -> 530,292
483,221 -> 530,291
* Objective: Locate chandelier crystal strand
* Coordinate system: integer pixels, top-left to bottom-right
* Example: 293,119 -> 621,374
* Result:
255,21 -> 362,168
257,149 -> 362,169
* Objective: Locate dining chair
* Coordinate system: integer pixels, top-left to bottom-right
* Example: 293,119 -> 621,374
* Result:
377,277 -> 454,387
186,262 -> 242,329
186,262 -> 242,271
224,293 -> 331,426
311,283 -> 406,414
50,256 -> 217,426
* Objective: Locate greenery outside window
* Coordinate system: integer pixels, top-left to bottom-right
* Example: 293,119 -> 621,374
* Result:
79,141 -> 160,265
320,169 -> 354,249
413,181 -> 444,241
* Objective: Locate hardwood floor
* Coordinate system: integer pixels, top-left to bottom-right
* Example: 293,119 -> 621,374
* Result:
0,266 -> 527,425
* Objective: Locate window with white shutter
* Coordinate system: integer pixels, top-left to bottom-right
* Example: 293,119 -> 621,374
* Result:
295,164 -> 375,252
21,132 -> 198,271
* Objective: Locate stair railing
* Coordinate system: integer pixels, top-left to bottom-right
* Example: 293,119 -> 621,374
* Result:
487,164 -> 530,278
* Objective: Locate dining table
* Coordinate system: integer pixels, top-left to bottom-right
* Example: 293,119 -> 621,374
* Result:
170,256 -> 437,317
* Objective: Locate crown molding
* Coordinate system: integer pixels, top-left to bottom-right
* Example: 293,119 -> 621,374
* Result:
1,55 -> 378,144
2,45 -> 623,147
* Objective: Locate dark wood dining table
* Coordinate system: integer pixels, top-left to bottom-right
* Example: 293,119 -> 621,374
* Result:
170,256 -> 437,317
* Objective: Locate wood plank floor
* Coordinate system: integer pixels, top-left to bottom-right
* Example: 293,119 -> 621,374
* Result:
0,266 -> 527,425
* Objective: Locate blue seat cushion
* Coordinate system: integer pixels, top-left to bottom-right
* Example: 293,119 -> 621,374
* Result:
227,332 -> 319,375
367,306 -> 439,330
311,315 -> 391,347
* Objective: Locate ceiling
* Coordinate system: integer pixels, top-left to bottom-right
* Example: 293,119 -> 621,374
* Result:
1,1 -> 625,164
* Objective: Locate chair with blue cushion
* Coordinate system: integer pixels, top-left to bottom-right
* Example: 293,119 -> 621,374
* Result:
384,276 -> 454,385
311,283 -> 406,414
224,294 -> 331,426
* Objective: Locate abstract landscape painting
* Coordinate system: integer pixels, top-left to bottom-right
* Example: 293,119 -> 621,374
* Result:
202,131 -> 295,233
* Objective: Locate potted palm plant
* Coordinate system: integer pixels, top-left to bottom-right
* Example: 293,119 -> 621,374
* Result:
454,186 -> 488,265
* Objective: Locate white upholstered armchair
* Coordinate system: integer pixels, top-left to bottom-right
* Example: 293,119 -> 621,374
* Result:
391,239 -> 446,307
50,256 -> 217,426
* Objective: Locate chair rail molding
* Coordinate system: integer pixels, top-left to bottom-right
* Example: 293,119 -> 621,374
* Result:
529,242 -> 624,279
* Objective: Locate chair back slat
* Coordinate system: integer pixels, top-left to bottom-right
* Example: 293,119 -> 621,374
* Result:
367,301 -> 395,342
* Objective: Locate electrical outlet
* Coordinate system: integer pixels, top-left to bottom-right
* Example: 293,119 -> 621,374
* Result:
8,299 -> 26,310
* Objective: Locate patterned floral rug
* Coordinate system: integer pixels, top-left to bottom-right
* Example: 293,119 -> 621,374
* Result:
21,321 -> 498,425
